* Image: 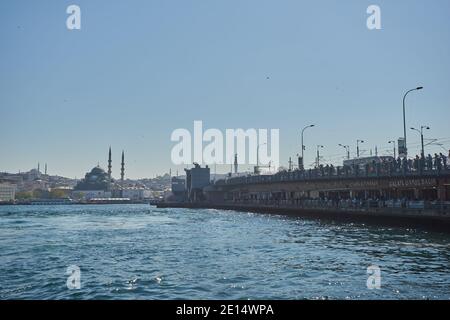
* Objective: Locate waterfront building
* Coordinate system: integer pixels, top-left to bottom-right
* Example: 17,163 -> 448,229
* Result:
165,176 -> 186,202
184,164 -> 210,202
171,177 -> 186,193
0,183 -> 16,202
120,187 -> 151,201
71,190 -> 112,200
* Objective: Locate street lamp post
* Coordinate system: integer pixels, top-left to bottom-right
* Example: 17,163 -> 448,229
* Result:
403,86 -> 423,158
338,144 -> 350,160
300,124 -> 315,171
316,145 -> 324,167
356,140 -> 364,158
411,126 -> 430,158
388,140 -> 396,159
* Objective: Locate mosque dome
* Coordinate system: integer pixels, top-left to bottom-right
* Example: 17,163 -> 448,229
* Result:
90,166 -> 106,176
74,166 -> 111,191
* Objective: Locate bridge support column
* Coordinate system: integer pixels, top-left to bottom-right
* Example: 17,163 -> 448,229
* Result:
414,188 -> 420,200
437,184 -> 446,201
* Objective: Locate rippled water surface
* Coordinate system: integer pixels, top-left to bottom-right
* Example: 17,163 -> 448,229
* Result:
0,204 -> 449,299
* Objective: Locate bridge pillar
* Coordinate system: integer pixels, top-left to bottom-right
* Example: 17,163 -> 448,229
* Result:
437,184 -> 446,201
414,188 -> 420,200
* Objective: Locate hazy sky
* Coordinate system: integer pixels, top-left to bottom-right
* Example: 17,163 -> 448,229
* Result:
1,0 -> 449,179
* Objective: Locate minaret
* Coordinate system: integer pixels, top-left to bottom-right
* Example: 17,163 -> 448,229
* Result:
45,163 -> 47,175
120,150 -> 125,182
108,147 -> 112,179
37,162 -> 40,172
234,154 -> 238,174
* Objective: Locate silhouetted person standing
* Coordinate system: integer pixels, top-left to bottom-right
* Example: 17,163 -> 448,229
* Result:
414,156 -> 419,172
427,154 -> 433,171
435,153 -> 442,172
441,152 -> 447,169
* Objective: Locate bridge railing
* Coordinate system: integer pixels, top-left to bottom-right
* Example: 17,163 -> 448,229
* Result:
216,162 -> 450,187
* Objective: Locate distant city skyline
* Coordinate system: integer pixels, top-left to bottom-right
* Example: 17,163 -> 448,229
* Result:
1,0 -> 450,179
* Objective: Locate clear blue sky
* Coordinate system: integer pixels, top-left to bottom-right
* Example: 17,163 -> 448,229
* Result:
1,0 -> 449,179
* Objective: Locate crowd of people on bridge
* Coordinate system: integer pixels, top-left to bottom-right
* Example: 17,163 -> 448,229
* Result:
311,151 -> 449,178
221,151 -> 450,186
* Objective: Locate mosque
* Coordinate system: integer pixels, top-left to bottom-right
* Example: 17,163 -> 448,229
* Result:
73,147 -> 125,193
72,148 -> 151,202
